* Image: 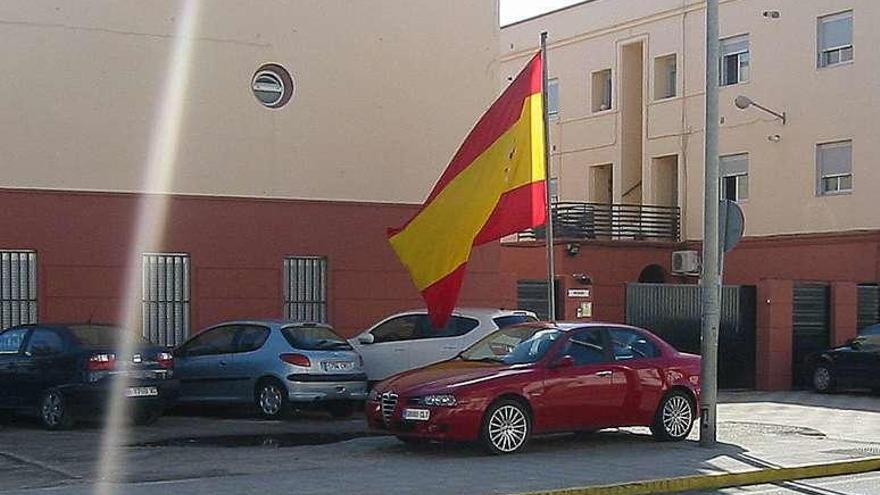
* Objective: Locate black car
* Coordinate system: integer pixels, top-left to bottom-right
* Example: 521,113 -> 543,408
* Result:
0,324 -> 178,429
809,332 -> 880,393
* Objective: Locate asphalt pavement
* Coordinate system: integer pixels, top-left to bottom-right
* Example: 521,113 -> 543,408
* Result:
0,391 -> 878,495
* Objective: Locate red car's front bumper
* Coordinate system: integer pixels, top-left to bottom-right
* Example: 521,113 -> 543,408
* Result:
366,397 -> 484,442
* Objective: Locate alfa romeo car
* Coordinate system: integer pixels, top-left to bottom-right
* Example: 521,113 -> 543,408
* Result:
367,321 -> 701,454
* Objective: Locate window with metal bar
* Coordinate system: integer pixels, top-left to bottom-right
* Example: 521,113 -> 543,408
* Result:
0,250 -> 37,330
283,256 -> 328,323
142,253 -> 190,347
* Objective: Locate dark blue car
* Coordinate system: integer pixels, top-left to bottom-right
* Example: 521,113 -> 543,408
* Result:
809,330 -> 880,394
0,324 -> 178,429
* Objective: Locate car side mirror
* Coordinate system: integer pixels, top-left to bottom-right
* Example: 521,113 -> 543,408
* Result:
850,338 -> 862,350
550,355 -> 575,369
358,334 -> 375,345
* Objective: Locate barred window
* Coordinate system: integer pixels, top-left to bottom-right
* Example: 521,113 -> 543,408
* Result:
0,250 -> 37,331
284,256 -> 327,322
142,253 -> 190,347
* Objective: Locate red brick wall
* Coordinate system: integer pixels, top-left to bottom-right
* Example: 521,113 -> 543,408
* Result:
0,188 -> 513,338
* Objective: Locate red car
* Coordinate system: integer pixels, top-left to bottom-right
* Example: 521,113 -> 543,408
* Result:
366,322 -> 700,454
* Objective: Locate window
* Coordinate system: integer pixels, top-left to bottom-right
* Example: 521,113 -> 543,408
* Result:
549,177 -> 559,202
234,325 -> 271,353
654,54 -> 677,100
414,315 -> 480,339
564,329 -> 607,365
720,153 -> 749,202
252,63 -> 294,109
282,324 -> 351,351
547,78 -> 559,119
591,69 -> 612,112
0,328 -> 29,354
818,11 -> 853,68
0,250 -> 37,331
371,315 -> 419,343
178,326 -> 238,357
720,35 -> 750,86
817,140 -> 853,195
609,328 -> 660,360
284,256 -> 328,323
26,328 -> 65,357
142,253 -> 190,347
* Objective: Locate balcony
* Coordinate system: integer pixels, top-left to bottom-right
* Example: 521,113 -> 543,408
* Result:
513,202 -> 681,243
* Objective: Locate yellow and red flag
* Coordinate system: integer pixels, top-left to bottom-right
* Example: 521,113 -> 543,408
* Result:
388,53 -> 547,327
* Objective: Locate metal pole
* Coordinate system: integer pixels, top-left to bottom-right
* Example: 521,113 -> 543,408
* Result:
700,0 -> 722,448
540,31 -> 556,321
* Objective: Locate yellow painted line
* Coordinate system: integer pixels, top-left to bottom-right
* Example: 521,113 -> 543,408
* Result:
514,457 -> 880,495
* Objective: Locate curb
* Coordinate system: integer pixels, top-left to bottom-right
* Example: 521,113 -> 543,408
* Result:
515,457 -> 880,495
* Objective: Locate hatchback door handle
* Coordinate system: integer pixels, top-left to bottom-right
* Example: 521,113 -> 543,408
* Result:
595,370 -> 612,377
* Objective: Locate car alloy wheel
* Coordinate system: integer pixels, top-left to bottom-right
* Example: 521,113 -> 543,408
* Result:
651,390 -> 694,442
40,389 -> 73,430
482,400 -> 530,454
662,395 -> 693,439
813,365 -> 834,393
257,382 -> 286,418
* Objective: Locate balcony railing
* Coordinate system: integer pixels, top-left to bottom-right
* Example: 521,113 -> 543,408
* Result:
515,202 -> 681,242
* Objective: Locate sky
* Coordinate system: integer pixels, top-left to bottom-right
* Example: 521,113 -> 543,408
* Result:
499,0 -> 585,26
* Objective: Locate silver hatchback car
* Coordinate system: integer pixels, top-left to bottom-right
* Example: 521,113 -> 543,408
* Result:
173,320 -> 367,418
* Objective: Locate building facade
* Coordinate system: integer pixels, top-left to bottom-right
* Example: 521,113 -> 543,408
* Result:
0,0 -> 511,342
500,0 -> 880,389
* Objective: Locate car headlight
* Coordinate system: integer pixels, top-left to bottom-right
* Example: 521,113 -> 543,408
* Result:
419,394 -> 457,407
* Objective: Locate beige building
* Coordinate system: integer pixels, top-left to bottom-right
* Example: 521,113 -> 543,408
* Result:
0,0 -> 507,340
500,0 -> 880,391
501,0 -> 877,239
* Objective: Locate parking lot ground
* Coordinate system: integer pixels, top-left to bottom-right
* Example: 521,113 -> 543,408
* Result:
1,391 -> 878,495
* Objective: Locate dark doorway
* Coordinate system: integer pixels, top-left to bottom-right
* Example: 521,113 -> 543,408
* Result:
638,264 -> 666,283
625,283 -> 756,389
792,284 -> 831,388
517,279 -> 563,320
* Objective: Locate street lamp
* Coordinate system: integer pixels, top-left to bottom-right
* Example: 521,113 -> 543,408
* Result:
734,95 -> 787,124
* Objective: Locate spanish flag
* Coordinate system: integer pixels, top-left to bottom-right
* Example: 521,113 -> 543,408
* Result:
388,53 -> 547,328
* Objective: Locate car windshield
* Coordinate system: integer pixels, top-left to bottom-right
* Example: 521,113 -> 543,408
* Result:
68,325 -> 152,348
459,325 -> 561,365
859,324 -> 880,336
492,314 -> 538,329
282,325 -> 352,351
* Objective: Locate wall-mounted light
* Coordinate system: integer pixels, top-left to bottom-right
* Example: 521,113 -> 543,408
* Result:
572,273 -> 592,285
735,95 -> 787,124
768,134 -> 781,143
565,243 -> 580,257
762,10 -> 780,19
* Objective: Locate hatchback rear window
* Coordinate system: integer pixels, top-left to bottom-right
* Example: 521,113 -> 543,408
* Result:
68,325 -> 151,348
282,325 -> 351,351
493,315 -> 538,329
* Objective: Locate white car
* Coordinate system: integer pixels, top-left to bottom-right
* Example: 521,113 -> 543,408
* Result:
349,308 -> 537,382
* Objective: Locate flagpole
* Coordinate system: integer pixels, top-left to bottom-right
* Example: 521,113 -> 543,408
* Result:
540,31 -> 556,321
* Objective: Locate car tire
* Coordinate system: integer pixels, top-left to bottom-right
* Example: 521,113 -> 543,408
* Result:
812,364 -> 836,394
39,389 -> 75,431
650,390 -> 695,442
480,398 -> 531,455
327,401 -> 355,419
133,409 -> 162,426
255,379 -> 288,419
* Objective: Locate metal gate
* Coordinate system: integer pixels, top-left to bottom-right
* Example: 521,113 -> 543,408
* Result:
283,256 -> 328,322
516,279 -> 562,320
792,284 -> 830,388
142,253 -> 191,347
625,283 -> 756,389
857,284 -> 879,331
0,250 -> 38,330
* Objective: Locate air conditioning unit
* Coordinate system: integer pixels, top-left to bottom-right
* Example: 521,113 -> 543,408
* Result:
672,250 -> 701,275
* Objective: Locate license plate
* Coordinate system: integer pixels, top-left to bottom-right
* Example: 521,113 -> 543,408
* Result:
403,408 -> 430,421
125,386 -> 158,398
322,361 -> 354,372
